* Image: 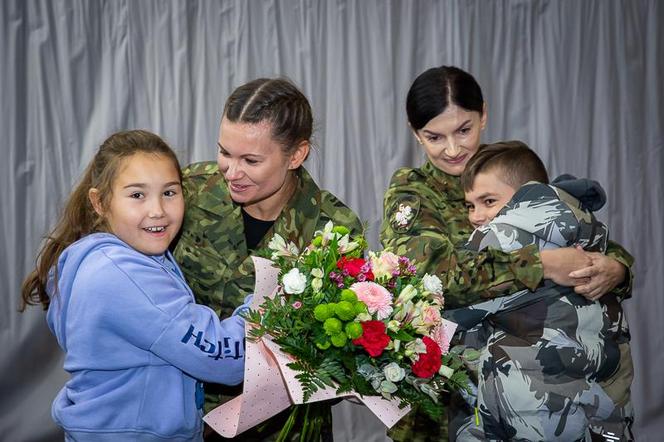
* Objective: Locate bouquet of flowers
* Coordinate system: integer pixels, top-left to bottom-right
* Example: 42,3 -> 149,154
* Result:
241,222 -> 469,440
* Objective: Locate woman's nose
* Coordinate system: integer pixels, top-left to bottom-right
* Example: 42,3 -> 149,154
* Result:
444,139 -> 461,156
223,160 -> 244,180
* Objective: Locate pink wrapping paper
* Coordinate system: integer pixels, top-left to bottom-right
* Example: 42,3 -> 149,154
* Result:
204,257 -> 456,437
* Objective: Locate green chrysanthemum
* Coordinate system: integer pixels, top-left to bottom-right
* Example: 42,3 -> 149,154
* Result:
314,304 -> 334,322
332,226 -> 350,235
323,318 -> 343,336
335,301 -> 356,321
345,322 -> 363,339
330,333 -> 348,348
340,289 -> 357,303
353,301 -> 368,315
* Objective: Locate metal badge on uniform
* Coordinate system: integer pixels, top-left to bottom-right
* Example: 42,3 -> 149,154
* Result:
390,195 -> 420,233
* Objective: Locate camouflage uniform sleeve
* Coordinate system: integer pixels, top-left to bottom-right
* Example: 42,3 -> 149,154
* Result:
319,191 -> 364,237
606,240 -> 634,299
381,188 -> 543,310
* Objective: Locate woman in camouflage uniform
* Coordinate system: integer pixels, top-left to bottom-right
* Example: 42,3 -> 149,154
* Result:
380,66 -> 633,441
173,78 -> 362,441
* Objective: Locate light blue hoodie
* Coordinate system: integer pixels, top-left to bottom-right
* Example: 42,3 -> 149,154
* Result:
47,233 -> 247,441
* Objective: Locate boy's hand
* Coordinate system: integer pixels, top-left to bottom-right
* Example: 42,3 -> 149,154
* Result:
570,252 -> 627,301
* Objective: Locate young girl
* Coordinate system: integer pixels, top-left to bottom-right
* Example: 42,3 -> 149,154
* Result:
21,130 -> 248,441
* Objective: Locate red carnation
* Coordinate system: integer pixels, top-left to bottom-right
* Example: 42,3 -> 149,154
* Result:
352,321 -> 390,357
411,336 -> 442,378
337,257 -> 374,281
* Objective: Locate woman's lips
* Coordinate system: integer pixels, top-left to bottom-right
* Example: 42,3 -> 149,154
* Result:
443,154 -> 467,164
229,182 -> 250,192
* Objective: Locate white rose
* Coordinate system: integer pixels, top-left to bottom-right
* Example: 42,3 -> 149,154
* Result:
282,268 -> 307,294
311,268 -> 324,278
311,278 -> 323,292
422,274 -> 443,294
383,362 -> 406,382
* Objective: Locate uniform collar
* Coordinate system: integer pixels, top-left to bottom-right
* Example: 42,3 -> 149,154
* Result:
197,166 -> 322,252
194,167 -> 232,218
266,167 -> 322,250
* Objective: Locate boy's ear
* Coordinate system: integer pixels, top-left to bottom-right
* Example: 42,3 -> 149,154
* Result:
288,140 -> 310,169
88,188 -> 104,216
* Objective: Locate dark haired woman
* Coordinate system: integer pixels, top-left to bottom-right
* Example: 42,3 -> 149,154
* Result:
381,66 -> 633,441
174,78 -> 362,440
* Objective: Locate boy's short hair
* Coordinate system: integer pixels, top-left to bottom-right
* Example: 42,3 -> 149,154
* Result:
461,140 -> 549,191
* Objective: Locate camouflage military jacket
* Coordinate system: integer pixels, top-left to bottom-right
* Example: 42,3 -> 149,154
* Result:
173,162 -> 362,319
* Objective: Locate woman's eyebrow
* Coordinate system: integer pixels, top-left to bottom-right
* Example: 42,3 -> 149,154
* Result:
217,142 -> 264,158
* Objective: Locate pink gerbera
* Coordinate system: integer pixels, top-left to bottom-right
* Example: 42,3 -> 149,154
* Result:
350,281 -> 393,320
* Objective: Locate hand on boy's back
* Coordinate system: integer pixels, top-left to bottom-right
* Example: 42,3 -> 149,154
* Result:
541,247 -> 592,287
570,250 -> 627,301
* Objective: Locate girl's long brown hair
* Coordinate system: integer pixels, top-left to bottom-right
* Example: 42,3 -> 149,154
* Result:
20,130 -> 181,310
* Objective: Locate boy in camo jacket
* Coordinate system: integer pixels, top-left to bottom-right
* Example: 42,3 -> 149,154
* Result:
447,141 -> 633,442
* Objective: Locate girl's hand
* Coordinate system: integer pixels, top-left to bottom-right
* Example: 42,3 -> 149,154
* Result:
569,252 -> 627,301
541,248 -> 592,287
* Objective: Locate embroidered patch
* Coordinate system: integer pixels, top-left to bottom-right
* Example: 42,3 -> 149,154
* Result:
394,204 -> 414,227
389,196 -> 420,233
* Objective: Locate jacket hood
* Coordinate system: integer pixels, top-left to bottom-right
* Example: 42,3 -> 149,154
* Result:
46,233 -> 145,351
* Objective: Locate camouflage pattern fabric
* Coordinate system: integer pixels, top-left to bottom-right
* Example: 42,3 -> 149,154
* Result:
381,158 -> 545,310
446,181 -> 633,442
173,162 -> 362,438
381,156 -> 545,442
380,149 -> 634,442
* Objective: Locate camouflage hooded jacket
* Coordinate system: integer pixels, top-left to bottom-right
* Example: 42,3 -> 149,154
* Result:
173,162 -> 362,319
447,180 -> 631,442
380,152 -> 633,310
448,179 -> 626,371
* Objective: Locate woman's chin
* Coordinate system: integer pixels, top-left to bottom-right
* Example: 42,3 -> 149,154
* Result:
437,164 -> 465,176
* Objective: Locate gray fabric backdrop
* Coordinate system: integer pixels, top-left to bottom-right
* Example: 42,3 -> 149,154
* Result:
2,1 -> 662,441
